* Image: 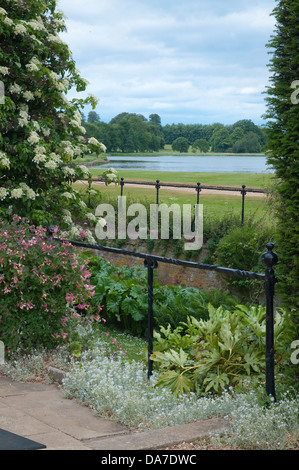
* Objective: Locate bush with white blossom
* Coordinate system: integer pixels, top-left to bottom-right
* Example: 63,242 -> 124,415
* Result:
0,1 -> 105,238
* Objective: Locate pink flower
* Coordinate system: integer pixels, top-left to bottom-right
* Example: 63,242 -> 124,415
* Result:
66,293 -> 75,304
19,302 -> 34,310
79,230 -> 87,239
76,303 -> 88,310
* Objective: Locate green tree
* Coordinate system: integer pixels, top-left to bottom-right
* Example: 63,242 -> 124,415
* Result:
264,0 -> 299,319
230,126 -> 245,146
149,113 -> 162,126
172,137 -> 189,153
0,1 -> 105,236
232,132 -> 261,153
192,138 -> 209,153
210,127 -> 232,152
107,113 -> 163,152
87,111 -> 100,123
231,120 -> 266,151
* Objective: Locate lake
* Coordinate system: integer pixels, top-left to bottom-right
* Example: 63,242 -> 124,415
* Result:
93,155 -> 273,173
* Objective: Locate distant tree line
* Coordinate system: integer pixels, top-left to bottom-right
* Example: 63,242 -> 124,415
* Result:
83,112 -> 267,154
83,112 -> 164,153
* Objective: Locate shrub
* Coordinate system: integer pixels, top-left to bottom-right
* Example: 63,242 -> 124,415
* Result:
213,221 -> 275,301
264,0 -> 299,316
0,1 -> 105,230
86,254 -> 240,336
202,212 -> 241,263
0,217 -> 100,354
151,304 -> 290,396
171,137 -> 189,152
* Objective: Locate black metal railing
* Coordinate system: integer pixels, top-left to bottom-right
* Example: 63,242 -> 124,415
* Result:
47,227 -> 278,401
87,177 -> 266,225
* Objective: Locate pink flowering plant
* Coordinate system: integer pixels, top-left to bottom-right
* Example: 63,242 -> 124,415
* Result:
0,217 -> 101,354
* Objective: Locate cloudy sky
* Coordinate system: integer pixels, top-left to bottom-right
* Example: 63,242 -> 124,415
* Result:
58,0 -> 277,126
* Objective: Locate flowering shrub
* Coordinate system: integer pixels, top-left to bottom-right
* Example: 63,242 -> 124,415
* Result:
102,168 -> 120,185
0,217 -> 101,353
0,1 -> 105,234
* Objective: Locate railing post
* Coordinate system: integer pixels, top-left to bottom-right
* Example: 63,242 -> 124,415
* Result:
118,177 -> 125,214
262,242 -> 278,402
241,185 -> 246,225
144,257 -> 158,379
47,225 -> 55,238
155,179 -> 160,206
120,177 -> 125,197
191,182 -> 201,232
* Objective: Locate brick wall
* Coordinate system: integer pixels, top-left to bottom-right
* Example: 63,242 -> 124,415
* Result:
91,242 -> 224,290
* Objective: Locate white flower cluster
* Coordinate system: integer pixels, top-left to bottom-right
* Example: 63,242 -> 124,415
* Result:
0,182 -> 36,201
60,140 -> 73,159
23,90 -> 35,102
44,160 -> 57,170
0,152 -> 10,169
62,209 -> 72,226
78,165 -> 90,177
27,130 -> 40,145
86,212 -> 97,222
10,82 -> 22,94
0,66 -> 9,76
62,191 -> 75,200
48,70 -> 70,93
48,33 -> 64,44
19,182 -> 36,200
26,17 -> 46,32
25,57 -> 41,73
88,137 -> 100,146
62,166 -> 76,177
103,167 -> 119,184
14,23 -> 27,35
33,145 -> 46,164
88,137 -> 107,153
10,188 -> 23,199
60,225 -> 96,244
0,187 -> 8,200
18,105 -> 30,127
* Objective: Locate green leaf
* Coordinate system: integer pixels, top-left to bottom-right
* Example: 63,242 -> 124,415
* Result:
162,348 -> 189,369
155,370 -> 194,396
203,371 -> 230,393
218,321 -> 243,353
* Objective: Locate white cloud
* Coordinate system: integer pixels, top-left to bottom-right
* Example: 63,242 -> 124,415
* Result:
58,0 -> 276,125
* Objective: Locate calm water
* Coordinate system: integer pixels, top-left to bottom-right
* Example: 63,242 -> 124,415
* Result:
94,155 -> 273,173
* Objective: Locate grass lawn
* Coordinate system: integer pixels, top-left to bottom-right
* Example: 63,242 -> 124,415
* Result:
89,169 -> 274,190
74,154 -> 108,164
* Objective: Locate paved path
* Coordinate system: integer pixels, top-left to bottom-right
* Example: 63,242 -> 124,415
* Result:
0,375 -> 229,450
77,180 -> 267,197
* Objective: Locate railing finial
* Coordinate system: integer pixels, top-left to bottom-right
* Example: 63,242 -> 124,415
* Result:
47,225 -> 55,237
